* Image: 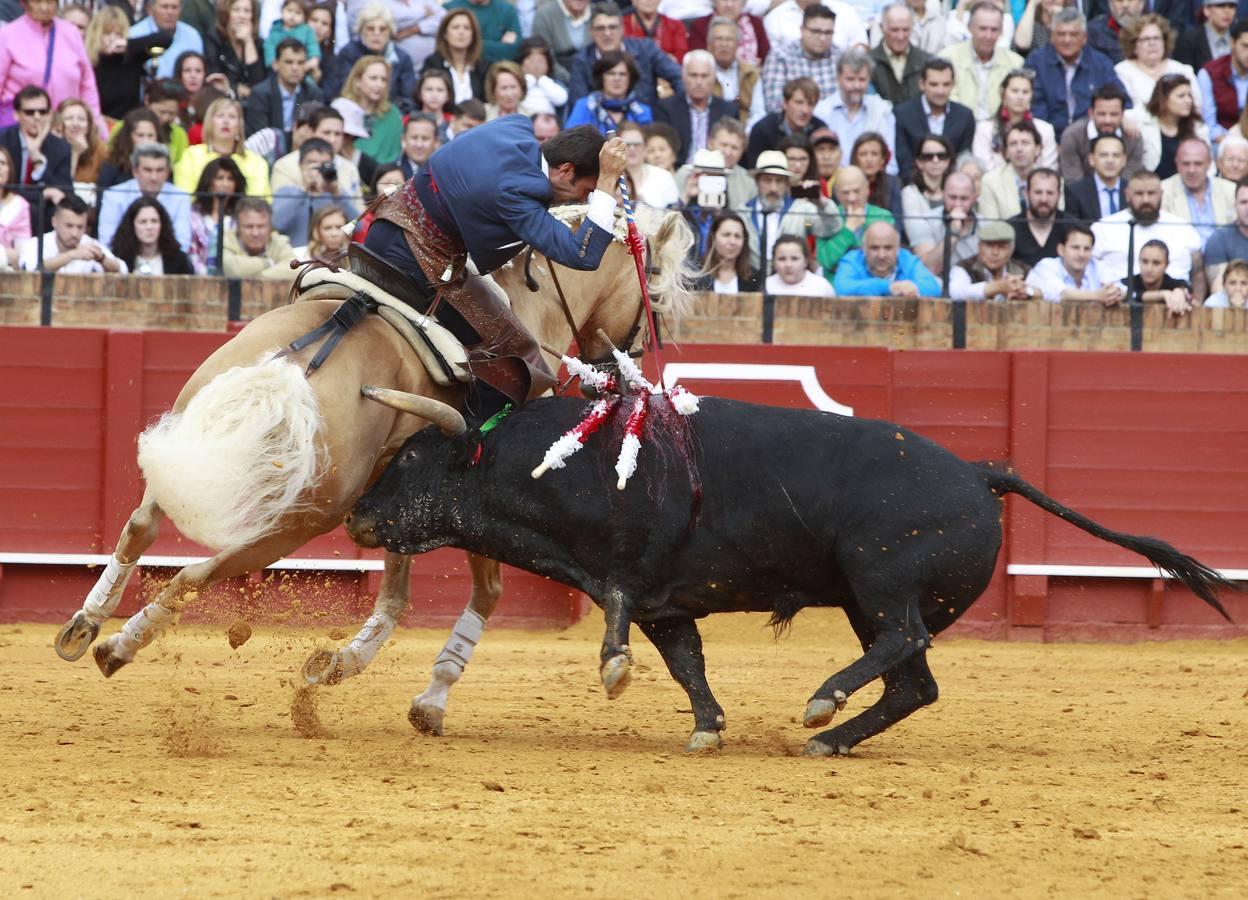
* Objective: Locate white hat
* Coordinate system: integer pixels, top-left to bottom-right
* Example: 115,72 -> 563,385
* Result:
752,150 -> 794,179
691,148 -> 726,173
331,98 -> 370,139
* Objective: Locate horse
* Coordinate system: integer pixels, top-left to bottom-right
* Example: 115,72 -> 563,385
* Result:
53,206 -> 695,736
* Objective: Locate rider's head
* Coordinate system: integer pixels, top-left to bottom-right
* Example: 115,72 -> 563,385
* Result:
542,125 -> 604,203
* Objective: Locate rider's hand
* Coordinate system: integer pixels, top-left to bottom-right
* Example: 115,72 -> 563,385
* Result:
596,137 -> 628,194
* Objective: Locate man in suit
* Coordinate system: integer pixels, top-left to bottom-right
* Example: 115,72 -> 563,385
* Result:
1065,133 -> 1128,224
244,39 -> 323,144
870,3 -> 931,105
1174,0 -> 1237,71
978,120 -> 1043,223
706,15 -> 761,123
894,58 -> 975,181
1026,8 -> 1128,135
0,85 -> 73,234
655,50 -> 738,167
363,119 -> 628,415
568,3 -> 684,107
1160,137 -> 1237,243
939,2 -> 1023,121
397,114 -> 439,180
1058,83 -> 1146,182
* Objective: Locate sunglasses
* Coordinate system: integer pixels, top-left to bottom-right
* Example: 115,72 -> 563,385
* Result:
18,107 -> 50,116
917,151 -> 949,161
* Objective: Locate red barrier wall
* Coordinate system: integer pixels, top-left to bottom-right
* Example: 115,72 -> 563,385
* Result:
1,328 -> 1245,639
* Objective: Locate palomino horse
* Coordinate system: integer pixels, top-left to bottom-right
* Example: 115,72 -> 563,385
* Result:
54,206 -> 694,733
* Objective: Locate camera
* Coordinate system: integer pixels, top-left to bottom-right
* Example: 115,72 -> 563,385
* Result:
696,173 -> 726,209
790,182 -> 821,201
316,161 -> 338,183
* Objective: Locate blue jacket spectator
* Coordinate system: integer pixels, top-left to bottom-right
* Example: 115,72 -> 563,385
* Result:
1025,28 -> 1128,134
833,223 -> 942,297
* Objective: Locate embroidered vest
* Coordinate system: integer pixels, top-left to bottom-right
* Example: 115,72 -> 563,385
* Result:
1205,56 -> 1241,131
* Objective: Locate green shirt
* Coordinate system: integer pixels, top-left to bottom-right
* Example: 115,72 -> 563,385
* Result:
816,203 -> 896,275
445,0 -> 523,63
358,105 -> 402,166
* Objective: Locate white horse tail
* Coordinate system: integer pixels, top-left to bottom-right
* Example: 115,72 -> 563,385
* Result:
137,355 -> 326,552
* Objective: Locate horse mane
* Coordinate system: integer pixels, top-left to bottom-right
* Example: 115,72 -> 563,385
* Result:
547,204 -> 697,321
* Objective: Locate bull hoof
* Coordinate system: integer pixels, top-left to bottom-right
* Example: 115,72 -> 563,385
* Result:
600,654 -> 632,700
54,612 -> 99,662
802,691 -> 847,728
92,641 -> 129,679
408,702 -> 444,736
802,738 -> 851,758
685,730 -> 724,753
301,649 -> 344,687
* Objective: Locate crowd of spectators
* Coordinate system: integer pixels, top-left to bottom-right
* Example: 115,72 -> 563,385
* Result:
0,0 -> 1244,311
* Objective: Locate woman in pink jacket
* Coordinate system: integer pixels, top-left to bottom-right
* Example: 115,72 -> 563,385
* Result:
0,0 -> 104,136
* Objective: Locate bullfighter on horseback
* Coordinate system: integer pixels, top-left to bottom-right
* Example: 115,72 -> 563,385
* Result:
361,114 -> 629,420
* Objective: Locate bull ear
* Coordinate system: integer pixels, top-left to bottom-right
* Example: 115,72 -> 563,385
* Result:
362,386 -> 467,437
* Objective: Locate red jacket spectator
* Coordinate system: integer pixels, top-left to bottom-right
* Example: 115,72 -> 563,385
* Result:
623,6 -> 689,63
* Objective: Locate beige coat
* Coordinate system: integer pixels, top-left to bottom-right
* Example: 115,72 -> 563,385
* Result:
223,229 -> 298,280
1161,174 -> 1237,227
938,41 -> 1023,122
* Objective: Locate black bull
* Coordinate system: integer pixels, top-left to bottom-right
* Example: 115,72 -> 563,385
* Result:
346,395 -> 1235,756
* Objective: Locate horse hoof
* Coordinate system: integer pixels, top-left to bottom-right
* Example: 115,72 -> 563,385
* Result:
802,739 -> 836,757
92,642 -> 129,679
54,613 -> 99,662
685,730 -> 724,753
600,654 -> 632,699
301,649 -> 344,686
408,703 -> 444,736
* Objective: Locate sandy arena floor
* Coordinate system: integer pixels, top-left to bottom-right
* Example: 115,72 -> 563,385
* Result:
1,609 -> 1245,899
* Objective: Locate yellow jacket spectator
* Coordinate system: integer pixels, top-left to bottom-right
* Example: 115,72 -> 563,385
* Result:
173,97 -> 271,200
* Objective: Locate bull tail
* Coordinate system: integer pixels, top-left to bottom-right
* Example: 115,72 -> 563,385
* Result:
975,463 -> 1237,622
137,356 -> 326,552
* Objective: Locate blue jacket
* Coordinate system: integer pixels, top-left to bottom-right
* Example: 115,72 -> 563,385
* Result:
1024,44 -> 1128,135
568,38 -> 684,108
419,114 -> 615,275
832,248 -> 941,297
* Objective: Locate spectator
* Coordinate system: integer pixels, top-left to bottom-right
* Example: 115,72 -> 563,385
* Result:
565,51 -> 653,134
568,3 -> 683,108
174,96 -> 272,198
910,169 -> 980,270
0,145 -> 30,267
357,0 -> 443,72
894,57 -> 975,180
292,200 -> 350,257
766,233 -> 836,295
675,117 -> 759,210
1204,256 -> 1248,306
705,16 -> 759,124
414,68 -> 454,123
88,5 -> 171,121
811,127 -> 841,197
816,164 -> 896,274
851,131 -> 902,223
343,55 -> 402,162
905,0 -> 949,55
871,3 -> 931,105
764,0 -> 867,60
972,69 -> 1059,173
817,48 -> 898,178
833,220 -> 941,296
760,4 -> 840,114
940,1 -> 1023,121
1174,0 -> 1234,72
175,51 -> 209,126
958,153 -> 986,195
1115,15 -> 1202,117
901,133 -> 952,238
781,132 -> 816,182
1138,72 -> 1210,179
245,39 -> 323,143
1197,18 -> 1248,140
0,85 -> 72,228
397,113 -> 438,178
1024,222 -> 1123,301
244,93 -> 320,166
264,0 -> 322,84
678,146 -> 730,256
420,7 -> 491,104
443,0 -> 520,66
485,61 -> 526,120
99,108 -> 162,193
1202,176 -> 1248,290
307,2 -> 341,71
1092,169 -> 1204,286
204,0 -> 267,99
1010,166 -> 1067,267
1216,135 -> 1248,182
188,155 -> 246,273
0,0 -> 103,135
1057,82 -> 1145,183
143,79 -> 191,164
949,219 -> 1035,299
1160,137 -> 1234,242
52,99 -> 105,185
1120,237 -> 1193,312
1013,0 -> 1066,57
1087,0 -> 1142,65
515,37 -> 569,116
617,119 -> 678,209
623,0 -> 687,62
442,98 -> 486,141
654,50 -> 736,165
130,0 -> 204,81
58,2 -> 90,36
741,148 -> 839,270
695,209 -> 761,292
99,143 -> 192,250
110,195 -> 194,274
223,195 -> 296,277
745,76 -> 826,168
688,0 -> 770,69
325,3 -> 418,105
643,121 -> 681,170
978,119 -> 1043,222
1025,9 -> 1126,136
18,195 -> 125,273
271,136 -> 361,246
531,0 -> 594,74
1065,132 -> 1128,225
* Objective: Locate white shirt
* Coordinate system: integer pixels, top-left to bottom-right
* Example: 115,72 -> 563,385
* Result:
712,273 -> 739,294
766,269 -> 836,296
921,95 -> 946,134
763,0 -> 868,55
1025,256 -> 1102,302
1091,210 -> 1203,285
949,263 -> 1012,300
716,62 -> 740,103
18,232 -> 127,274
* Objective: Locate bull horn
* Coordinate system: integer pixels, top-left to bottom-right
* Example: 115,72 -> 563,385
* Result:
361,386 -> 467,436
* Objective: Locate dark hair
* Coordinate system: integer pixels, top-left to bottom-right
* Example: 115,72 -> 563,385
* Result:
517,36 -> 556,76
772,233 -> 809,260
777,133 -> 817,181
298,137 -> 334,161
308,105 -> 344,130
14,85 -> 50,112
642,121 -> 680,158
802,4 -> 836,24
0,145 -> 15,198
1140,238 -> 1169,261
852,132 -> 893,208
1004,119 -> 1042,147
110,196 -> 184,271
416,68 -> 455,115
274,37 -> 307,59
1026,166 -> 1061,191
452,98 -> 487,121
920,57 -> 953,79
909,133 -> 953,193
592,50 -> 640,93
309,2 -> 337,57
542,124 -> 605,179
190,85 -> 227,125
1062,222 -> 1094,245
701,210 -> 753,283
107,108 -> 162,169
56,194 -> 90,217
1146,73 -> 1202,139
1089,132 -> 1126,154
591,2 -> 623,19
174,51 -> 206,82
1233,18 -> 1248,42
192,156 -> 247,214
370,163 -> 402,193
1091,82 -> 1128,109
405,112 -> 437,133
144,78 -> 185,107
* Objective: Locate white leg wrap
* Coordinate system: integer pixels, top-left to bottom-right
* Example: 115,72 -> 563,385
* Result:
82,556 -> 137,624
434,608 -> 486,670
112,602 -> 177,661
337,612 -> 397,679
